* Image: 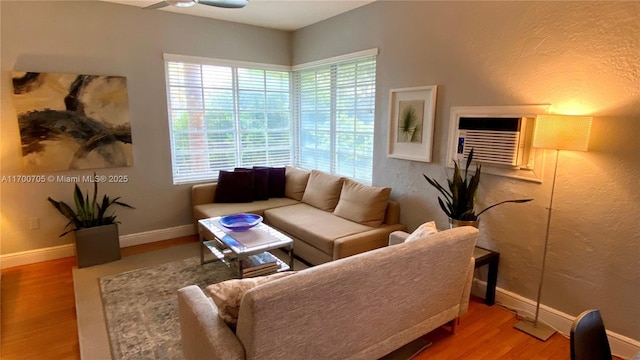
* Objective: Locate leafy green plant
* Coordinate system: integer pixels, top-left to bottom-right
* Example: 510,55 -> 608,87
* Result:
399,105 -> 419,142
47,174 -> 134,237
423,149 -> 532,221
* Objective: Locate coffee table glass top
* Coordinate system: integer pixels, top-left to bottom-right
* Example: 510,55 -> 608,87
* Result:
199,217 -> 293,256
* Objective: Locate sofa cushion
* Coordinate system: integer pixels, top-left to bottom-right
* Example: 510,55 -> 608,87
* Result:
285,166 -> 310,201
206,271 -> 295,328
264,203 -> 372,255
301,170 -> 344,211
236,168 -> 269,201
333,179 -> 391,227
406,221 -> 439,242
254,166 -> 286,198
215,170 -> 254,203
194,198 -> 301,223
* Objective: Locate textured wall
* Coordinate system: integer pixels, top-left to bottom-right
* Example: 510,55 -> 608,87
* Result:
294,1 -> 639,340
0,1 -> 291,254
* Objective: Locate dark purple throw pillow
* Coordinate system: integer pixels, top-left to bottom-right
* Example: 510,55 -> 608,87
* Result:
214,170 -> 254,203
254,166 -> 286,198
236,167 -> 269,201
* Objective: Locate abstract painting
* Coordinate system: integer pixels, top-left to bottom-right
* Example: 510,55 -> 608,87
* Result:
11,71 -> 133,172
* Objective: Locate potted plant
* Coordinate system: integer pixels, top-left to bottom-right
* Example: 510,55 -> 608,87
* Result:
423,149 -> 532,228
47,174 -> 134,268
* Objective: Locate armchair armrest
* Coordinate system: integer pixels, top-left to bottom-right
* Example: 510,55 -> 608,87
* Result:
178,285 -> 244,360
192,183 -> 217,206
384,200 -> 402,225
333,224 -> 406,259
388,231 -> 410,246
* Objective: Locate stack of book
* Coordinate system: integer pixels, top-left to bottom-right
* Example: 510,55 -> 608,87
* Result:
234,252 -> 280,277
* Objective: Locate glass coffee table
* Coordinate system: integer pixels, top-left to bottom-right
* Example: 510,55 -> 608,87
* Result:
198,217 -> 294,278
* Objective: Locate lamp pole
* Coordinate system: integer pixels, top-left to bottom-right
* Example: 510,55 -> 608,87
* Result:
515,114 -> 592,341
514,149 -> 559,341
535,149 -> 560,325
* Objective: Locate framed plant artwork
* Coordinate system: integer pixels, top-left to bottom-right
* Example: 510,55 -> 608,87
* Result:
387,85 -> 438,162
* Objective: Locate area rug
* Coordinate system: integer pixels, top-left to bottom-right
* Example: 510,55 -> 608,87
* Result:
99,257 -> 235,360
73,242 -> 204,360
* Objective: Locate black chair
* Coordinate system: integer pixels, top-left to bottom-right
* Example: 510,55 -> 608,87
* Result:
570,309 -> 612,360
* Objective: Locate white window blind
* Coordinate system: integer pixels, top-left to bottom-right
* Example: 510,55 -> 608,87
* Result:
165,59 -> 291,184
294,56 -> 376,183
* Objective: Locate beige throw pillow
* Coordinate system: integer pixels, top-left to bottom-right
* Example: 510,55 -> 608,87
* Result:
333,179 -> 391,227
405,221 -> 439,242
284,166 -> 311,201
301,170 -> 344,211
206,271 -> 295,329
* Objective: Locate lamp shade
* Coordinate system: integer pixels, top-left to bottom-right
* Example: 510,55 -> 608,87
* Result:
533,114 -> 592,151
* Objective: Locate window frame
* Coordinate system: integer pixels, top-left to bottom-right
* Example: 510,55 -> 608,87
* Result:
163,50 -> 378,185
163,54 -> 293,184
292,49 -> 378,184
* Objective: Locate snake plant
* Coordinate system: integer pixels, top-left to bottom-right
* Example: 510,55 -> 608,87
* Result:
423,149 -> 532,221
47,174 -> 134,237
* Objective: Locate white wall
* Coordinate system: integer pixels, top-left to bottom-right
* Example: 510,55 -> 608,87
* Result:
293,1 -> 640,342
0,1 -> 290,253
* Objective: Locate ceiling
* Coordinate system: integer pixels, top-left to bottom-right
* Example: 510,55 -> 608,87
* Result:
100,0 -> 376,31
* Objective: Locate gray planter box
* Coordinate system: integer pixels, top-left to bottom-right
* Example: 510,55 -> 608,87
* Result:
74,224 -> 121,268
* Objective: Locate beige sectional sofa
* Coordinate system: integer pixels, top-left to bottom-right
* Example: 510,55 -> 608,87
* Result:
178,226 -> 479,360
192,166 -> 406,265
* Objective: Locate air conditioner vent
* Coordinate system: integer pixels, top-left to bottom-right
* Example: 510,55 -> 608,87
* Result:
447,105 -> 550,183
456,117 -> 526,167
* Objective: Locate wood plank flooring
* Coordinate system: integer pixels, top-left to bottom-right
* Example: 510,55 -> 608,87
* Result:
1,237 -> 618,359
415,301 -> 574,360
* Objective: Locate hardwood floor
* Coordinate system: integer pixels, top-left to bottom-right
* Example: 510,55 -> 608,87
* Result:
1,256 -> 79,360
415,301 -> 572,360
0,237 -> 619,359
0,236 -> 197,360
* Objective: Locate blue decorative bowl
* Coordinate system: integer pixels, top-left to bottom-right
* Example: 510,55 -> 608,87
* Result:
219,213 -> 263,232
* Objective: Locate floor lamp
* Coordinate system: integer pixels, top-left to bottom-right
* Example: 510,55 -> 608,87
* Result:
514,114 -> 593,341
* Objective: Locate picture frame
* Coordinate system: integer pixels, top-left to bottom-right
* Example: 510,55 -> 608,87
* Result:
11,71 -> 133,172
387,85 -> 438,162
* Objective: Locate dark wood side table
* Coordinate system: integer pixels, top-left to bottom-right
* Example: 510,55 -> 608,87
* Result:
473,246 -> 500,306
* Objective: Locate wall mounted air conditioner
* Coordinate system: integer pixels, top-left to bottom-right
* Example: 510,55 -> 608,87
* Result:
455,117 -> 528,167
447,105 -> 549,183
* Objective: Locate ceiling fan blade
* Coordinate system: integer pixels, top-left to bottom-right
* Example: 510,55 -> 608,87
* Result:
197,0 -> 248,9
145,1 -> 170,9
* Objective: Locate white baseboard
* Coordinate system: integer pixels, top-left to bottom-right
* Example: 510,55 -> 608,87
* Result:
118,224 -> 195,247
0,244 -> 76,269
473,279 -> 640,360
0,225 -> 196,269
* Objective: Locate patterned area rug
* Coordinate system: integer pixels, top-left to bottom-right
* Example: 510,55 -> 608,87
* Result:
99,257 -> 235,360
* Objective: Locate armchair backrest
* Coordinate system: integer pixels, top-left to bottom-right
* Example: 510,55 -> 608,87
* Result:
236,226 -> 478,360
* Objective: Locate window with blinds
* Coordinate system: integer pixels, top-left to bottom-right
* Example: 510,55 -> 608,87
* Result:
293,56 -> 376,184
165,59 -> 291,184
